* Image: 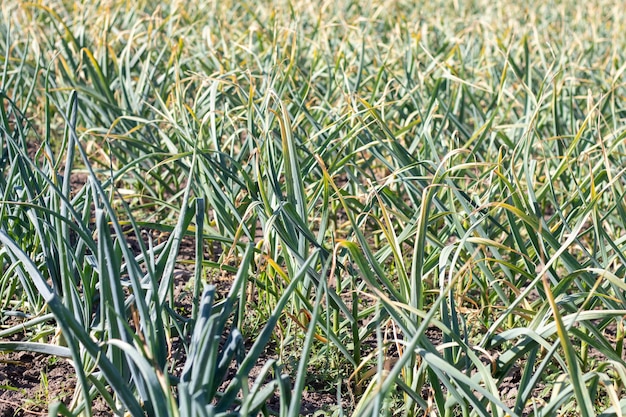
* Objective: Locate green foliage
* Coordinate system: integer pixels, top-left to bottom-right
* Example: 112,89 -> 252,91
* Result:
1,0 -> 626,416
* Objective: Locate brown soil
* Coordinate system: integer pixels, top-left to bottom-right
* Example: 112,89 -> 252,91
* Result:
0,351 -> 111,417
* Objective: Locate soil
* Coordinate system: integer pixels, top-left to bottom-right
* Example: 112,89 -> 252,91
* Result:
0,351 -> 111,417
0,351 -> 71,417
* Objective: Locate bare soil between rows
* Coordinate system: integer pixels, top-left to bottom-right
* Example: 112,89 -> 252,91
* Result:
0,351 -> 112,417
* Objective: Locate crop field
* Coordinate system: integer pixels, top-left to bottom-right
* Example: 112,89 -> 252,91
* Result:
1,0 -> 626,416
